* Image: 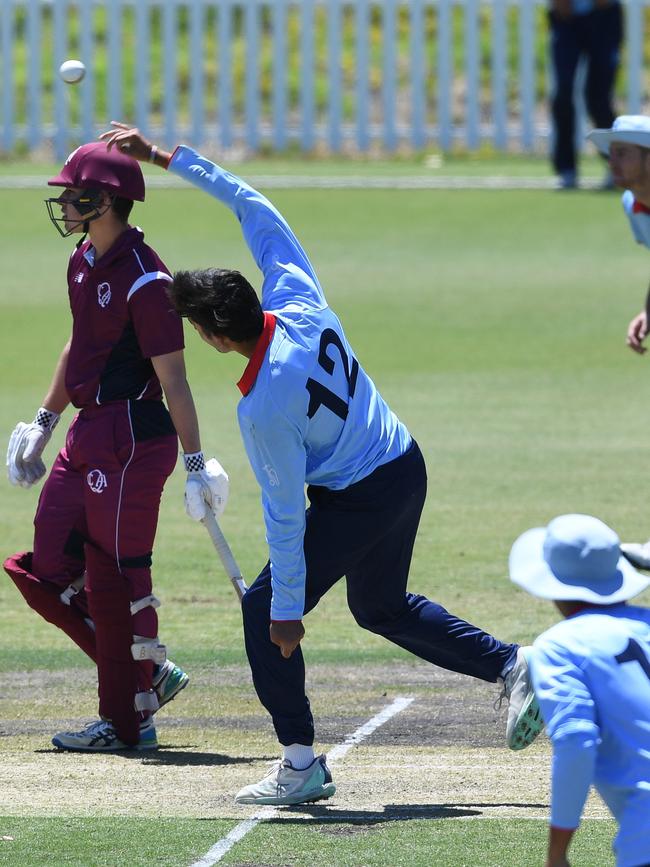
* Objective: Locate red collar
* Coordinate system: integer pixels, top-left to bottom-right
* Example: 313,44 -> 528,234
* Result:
237,312 -> 276,396
632,199 -> 650,215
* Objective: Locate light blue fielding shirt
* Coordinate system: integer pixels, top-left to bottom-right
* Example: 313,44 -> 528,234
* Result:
530,605 -> 650,867
169,147 -> 411,620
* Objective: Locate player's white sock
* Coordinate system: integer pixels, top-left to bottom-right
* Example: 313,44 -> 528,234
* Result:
283,743 -> 315,770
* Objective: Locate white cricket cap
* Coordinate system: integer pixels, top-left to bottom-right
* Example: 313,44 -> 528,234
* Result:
588,115 -> 650,155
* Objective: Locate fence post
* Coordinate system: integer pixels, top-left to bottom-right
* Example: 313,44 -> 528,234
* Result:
189,0 -> 205,145
27,0 -> 42,149
271,0 -> 288,150
245,0 -> 260,151
107,0 -> 123,131
218,0 -> 233,149
134,0 -> 151,136
163,0 -> 178,148
464,0 -> 480,148
491,0 -> 508,150
300,0 -> 316,150
355,0 -> 370,150
626,0 -> 643,113
519,0 -> 536,151
409,0 -> 426,151
327,0 -> 343,152
382,0 -> 397,151
437,0 -> 453,150
53,0 -> 68,160
1,0 -> 14,153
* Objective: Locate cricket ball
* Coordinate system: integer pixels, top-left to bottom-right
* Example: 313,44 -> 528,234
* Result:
59,59 -> 86,85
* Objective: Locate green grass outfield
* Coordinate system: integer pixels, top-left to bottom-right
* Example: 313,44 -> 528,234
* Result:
0,162 -> 642,865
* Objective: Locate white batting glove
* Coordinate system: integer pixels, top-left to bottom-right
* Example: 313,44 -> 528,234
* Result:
6,408 -> 59,489
183,452 -> 230,521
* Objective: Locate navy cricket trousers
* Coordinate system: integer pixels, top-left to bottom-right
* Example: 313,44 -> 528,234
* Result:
549,3 -> 623,175
241,441 -> 518,746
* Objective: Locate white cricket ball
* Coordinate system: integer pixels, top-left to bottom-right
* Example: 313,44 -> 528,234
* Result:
59,59 -> 86,85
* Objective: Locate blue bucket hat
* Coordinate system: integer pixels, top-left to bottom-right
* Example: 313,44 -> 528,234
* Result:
588,115 -> 650,156
509,514 -> 650,603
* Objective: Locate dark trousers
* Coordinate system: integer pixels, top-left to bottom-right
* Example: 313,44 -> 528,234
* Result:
549,3 -> 623,174
241,441 -> 518,746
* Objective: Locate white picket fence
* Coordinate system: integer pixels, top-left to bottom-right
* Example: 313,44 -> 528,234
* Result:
0,0 -> 648,158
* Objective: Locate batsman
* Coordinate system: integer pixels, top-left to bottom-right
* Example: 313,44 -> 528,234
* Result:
103,122 -> 543,804
4,142 -> 229,751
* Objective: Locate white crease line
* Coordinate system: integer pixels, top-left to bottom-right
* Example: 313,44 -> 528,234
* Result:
188,695 -> 414,867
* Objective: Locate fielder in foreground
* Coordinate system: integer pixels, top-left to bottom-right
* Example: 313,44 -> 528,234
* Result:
102,122 -> 543,805
4,142 -> 228,752
509,514 -> 650,867
588,115 -> 650,569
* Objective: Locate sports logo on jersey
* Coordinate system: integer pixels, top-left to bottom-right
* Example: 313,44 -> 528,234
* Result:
87,469 -> 107,494
263,464 -> 280,487
74,272 -> 84,283
97,282 -> 111,308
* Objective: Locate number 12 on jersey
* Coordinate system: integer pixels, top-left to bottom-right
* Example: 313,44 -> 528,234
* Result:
306,328 -> 359,421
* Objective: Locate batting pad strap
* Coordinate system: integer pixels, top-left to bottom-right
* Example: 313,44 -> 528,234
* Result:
131,636 -> 167,665
59,574 -> 86,606
134,690 -> 160,713
130,594 -> 161,616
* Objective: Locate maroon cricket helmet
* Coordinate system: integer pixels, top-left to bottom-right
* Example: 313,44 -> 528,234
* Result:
48,141 -> 145,202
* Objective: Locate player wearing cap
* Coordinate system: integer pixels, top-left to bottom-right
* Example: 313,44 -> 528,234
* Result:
100,122 -> 544,804
588,116 -> 650,569
4,142 -> 229,751
509,514 -> 650,867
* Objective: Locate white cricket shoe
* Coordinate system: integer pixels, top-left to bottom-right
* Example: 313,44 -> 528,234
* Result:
52,718 -> 158,752
620,542 -> 650,571
234,754 -> 336,806
500,647 -> 544,750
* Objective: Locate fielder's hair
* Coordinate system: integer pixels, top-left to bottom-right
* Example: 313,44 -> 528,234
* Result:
111,195 -> 134,223
169,268 -> 264,343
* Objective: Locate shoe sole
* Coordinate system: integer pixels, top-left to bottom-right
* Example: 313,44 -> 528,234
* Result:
51,737 -> 159,752
507,691 -> 544,751
156,672 -> 190,711
235,783 -> 336,806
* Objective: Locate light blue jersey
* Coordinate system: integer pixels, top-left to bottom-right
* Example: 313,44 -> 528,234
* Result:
622,189 -> 650,249
530,604 -> 650,867
169,147 -> 411,620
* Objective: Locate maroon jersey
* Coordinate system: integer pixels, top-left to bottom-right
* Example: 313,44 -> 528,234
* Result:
65,227 -> 184,409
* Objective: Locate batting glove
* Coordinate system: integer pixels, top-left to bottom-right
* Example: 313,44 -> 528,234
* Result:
7,408 -> 59,489
184,452 -> 230,521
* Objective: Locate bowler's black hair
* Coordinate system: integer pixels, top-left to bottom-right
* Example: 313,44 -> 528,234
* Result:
169,268 -> 264,343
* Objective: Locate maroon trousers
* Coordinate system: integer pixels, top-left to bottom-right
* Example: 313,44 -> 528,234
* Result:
4,401 -> 177,745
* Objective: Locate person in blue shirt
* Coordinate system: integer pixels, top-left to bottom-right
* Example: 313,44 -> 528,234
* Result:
588,116 -> 650,569
510,513 -> 650,867
548,0 -> 622,189
101,121 -> 542,806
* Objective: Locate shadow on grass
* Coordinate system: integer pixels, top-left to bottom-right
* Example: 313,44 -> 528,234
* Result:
37,748 -> 264,767
265,801 -> 548,823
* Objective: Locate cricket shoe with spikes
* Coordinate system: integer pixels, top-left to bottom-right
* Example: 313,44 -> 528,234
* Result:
52,718 -> 158,752
499,646 -> 544,750
234,754 -> 336,806
153,660 -> 189,710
